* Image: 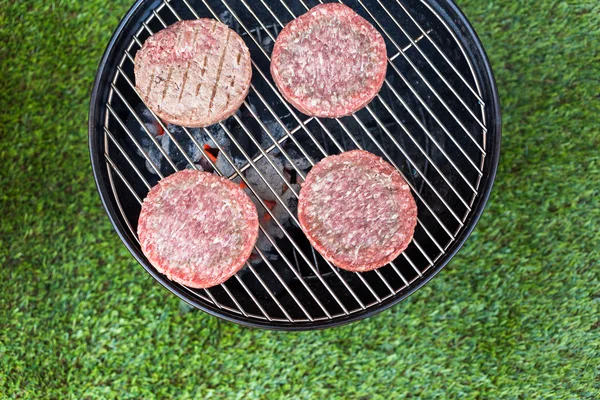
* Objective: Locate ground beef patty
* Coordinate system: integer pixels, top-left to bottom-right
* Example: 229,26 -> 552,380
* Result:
298,150 -> 417,272
135,19 -> 251,128
270,3 -> 387,118
137,170 -> 258,288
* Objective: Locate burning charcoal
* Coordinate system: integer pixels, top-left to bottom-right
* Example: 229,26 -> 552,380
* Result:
214,150 -> 245,180
185,163 -> 204,171
215,151 -> 235,176
258,110 -> 294,146
219,10 -> 234,27
260,119 -> 288,149
249,183 -> 300,259
282,147 -> 313,172
126,104 -> 164,139
141,134 -> 166,175
275,183 -> 300,227
138,107 -> 163,136
262,35 -> 274,53
281,127 -> 322,168
222,109 -> 259,162
161,125 -> 202,170
246,155 -> 287,201
125,106 -> 168,176
200,123 -> 232,150
197,153 -> 215,172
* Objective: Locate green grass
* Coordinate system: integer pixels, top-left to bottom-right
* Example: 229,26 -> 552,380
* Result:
1,0 -> 599,398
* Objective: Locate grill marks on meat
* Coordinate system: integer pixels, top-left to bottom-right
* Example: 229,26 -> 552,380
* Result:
137,170 -> 259,288
178,62 -> 190,103
298,150 -> 417,272
270,3 -> 387,118
135,19 -> 252,127
208,30 -> 231,114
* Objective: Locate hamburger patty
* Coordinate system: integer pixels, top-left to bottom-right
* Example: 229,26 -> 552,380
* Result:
270,3 -> 387,118
137,170 -> 259,288
135,19 -> 252,127
298,150 -> 417,272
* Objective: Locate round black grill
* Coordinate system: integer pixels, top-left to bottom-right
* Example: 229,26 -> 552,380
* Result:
89,0 -> 501,329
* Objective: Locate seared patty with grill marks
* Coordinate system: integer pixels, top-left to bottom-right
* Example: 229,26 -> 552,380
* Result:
135,19 -> 252,127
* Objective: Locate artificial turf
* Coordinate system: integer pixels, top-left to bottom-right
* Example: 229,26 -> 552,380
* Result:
1,0 -> 599,398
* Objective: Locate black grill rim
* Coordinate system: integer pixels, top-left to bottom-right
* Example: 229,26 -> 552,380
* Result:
89,0 -> 501,330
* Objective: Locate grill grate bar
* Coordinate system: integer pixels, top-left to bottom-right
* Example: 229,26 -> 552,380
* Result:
365,105 -> 463,224
389,29 -> 433,61
220,283 -> 250,317
398,0 -> 485,105
248,83 -> 325,163
232,107 -> 401,301
418,0 -> 489,162
330,118 -> 445,263
375,94 -> 477,196
114,98 -> 318,320
300,110 -> 432,277
196,287 -> 223,310
234,102 -> 311,182
376,81 -> 481,183
234,0 -> 371,161
240,262 -> 294,322
105,155 -> 142,204
179,0 -> 335,168
219,282 -> 248,317
216,118 -> 360,312
375,269 -> 395,294
105,164 -> 144,257
348,110 -> 456,238
104,127 -> 152,190
417,217 -> 445,253
388,56 -> 485,155
343,0 -> 486,149
109,85 -> 184,171
105,102 -> 166,177
358,0 -> 487,130
106,151 -> 278,321
286,0 -> 484,158
385,65 -> 485,171
104,159 -> 227,309
233,276 -> 274,322
209,122 -> 350,314
197,121 -> 344,315
226,117 -> 314,180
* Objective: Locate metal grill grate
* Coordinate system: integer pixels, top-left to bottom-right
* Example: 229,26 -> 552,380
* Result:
90,0 -> 500,329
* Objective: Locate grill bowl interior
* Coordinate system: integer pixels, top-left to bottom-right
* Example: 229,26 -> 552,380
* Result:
89,0 -> 501,330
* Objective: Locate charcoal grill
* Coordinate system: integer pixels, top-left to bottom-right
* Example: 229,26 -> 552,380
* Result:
89,0 -> 501,329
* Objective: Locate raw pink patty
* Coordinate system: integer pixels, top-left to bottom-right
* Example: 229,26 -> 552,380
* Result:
270,3 -> 387,118
298,150 -> 417,272
138,170 -> 259,288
